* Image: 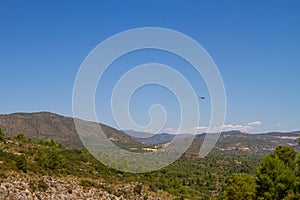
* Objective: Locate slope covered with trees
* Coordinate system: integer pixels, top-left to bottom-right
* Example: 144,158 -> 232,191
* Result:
0,127 -> 264,199
219,145 -> 300,200
1,126 -> 299,199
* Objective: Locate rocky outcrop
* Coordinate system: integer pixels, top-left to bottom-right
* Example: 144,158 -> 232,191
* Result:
0,172 -> 171,200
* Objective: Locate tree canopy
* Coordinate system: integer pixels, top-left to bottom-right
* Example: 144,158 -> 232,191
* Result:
218,173 -> 257,200
220,145 -> 300,200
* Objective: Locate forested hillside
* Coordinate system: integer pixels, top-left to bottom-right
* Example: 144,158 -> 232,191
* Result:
0,115 -> 299,199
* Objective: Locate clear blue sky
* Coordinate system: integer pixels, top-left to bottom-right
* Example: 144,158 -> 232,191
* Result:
0,0 -> 299,133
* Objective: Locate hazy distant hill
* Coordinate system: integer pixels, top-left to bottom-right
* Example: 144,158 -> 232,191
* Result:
123,130 -> 155,138
0,112 -> 139,148
125,130 -> 300,155
132,133 -> 176,145
186,130 -> 300,155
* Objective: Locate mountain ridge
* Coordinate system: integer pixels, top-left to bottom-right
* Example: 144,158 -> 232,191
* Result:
0,111 -> 139,149
0,112 -> 299,154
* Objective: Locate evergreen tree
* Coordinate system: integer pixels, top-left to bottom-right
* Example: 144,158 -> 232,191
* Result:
256,146 -> 300,200
218,173 -> 258,200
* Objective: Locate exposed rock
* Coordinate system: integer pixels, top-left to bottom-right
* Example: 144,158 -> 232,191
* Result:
0,173 -> 172,200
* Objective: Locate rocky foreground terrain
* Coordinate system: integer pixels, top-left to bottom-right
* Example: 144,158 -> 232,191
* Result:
0,172 -> 172,200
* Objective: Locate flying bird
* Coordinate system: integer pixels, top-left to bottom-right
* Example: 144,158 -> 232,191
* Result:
199,96 -> 205,100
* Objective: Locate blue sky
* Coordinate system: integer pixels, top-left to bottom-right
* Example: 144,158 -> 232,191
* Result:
0,0 -> 299,133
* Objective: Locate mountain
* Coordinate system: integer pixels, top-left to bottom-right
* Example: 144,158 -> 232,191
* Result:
0,112 -> 140,148
123,130 -> 155,138
0,112 -> 299,155
0,130 -> 174,199
0,111 -> 299,199
133,133 -> 176,145
186,130 -> 300,155
126,129 -> 300,155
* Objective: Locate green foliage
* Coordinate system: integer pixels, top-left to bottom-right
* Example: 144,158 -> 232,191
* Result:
219,173 -> 258,200
29,180 -> 37,192
133,184 -> 143,195
16,154 -> 28,172
16,133 -> 26,142
27,138 -> 34,143
0,130 -> 264,199
36,147 -> 65,172
149,183 -> 158,192
37,180 -> 48,192
273,145 -> 297,168
256,146 -> 300,200
38,138 -> 59,147
49,138 -> 57,147
79,179 -> 98,188
0,128 -> 5,141
220,146 -> 300,200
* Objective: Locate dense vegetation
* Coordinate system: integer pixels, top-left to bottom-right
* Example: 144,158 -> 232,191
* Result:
1,128 -> 299,199
219,145 -> 300,200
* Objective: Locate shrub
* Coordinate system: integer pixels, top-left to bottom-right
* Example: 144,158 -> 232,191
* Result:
16,154 -> 28,172
16,133 -> 26,141
80,179 -> 98,188
134,184 -> 143,195
0,128 -> 5,141
38,180 -> 48,192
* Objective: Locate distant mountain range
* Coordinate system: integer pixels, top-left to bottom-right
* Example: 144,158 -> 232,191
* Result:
186,130 -> 300,155
123,130 -> 176,145
135,133 -> 175,145
0,112 -> 299,154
